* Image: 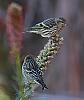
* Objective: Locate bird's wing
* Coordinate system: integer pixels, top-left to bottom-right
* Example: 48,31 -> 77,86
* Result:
25,22 -> 49,34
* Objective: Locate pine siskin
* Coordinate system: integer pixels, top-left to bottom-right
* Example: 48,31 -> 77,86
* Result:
22,55 -> 48,90
24,17 -> 66,38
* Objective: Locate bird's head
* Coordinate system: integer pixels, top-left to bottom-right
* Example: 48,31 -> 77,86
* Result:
24,55 -> 33,63
55,17 -> 66,31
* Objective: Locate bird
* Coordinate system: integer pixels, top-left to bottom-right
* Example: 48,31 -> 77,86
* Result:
24,17 -> 66,38
22,55 -> 48,90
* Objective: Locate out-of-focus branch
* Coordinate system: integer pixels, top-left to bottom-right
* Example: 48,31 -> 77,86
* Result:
6,2 -> 25,100
6,2 -> 24,61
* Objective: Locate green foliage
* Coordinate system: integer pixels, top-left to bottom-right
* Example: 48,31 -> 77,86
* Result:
0,89 -> 11,100
0,0 -> 9,9
15,50 -> 25,100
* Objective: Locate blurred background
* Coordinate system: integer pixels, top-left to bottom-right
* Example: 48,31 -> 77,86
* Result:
0,0 -> 84,100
